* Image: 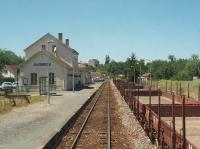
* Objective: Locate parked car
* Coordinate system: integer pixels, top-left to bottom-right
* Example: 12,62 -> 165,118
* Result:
0,82 -> 13,91
12,81 -> 19,89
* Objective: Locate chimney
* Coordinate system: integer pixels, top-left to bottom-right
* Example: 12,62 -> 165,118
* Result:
58,33 -> 63,41
65,39 -> 69,46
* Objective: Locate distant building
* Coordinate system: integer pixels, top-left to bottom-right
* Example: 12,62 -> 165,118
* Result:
91,71 -> 106,82
140,73 -> 152,84
78,63 -> 91,85
193,76 -> 200,81
88,59 -> 99,67
1,65 -> 17,79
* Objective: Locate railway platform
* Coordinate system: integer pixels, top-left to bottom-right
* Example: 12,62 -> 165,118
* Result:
0,83 -> 102,149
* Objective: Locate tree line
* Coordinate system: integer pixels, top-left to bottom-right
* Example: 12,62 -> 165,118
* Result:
1,48 -> 200,81
96,53 -> 200,81
0,48 -> 24,71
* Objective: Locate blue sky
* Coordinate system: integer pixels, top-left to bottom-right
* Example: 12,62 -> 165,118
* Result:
0,0 -> 200,63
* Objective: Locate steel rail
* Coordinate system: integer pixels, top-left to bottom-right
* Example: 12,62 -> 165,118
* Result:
107,82 -> 111,149
70,82 -> 107,149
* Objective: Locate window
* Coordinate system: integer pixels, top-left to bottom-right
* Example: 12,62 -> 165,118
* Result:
49,73 -> 54,84
31,73 -> 37,85
41,45 -> 46,50
23,78 -> 28,85
52,45 -> 57,56
52,45 -> 56,52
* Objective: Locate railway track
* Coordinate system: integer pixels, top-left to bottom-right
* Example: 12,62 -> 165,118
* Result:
58,81 -> 111,149
44,81 -> 136,149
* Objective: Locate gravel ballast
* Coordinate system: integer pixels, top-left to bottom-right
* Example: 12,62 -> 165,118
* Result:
111,81 -> 153,148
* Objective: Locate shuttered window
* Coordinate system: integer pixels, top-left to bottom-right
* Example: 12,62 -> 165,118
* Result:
31,73 -> 37,85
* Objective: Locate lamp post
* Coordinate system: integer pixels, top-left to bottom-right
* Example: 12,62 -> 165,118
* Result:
130,65 -> 135,83
72,66 -> 75,92
131,62 -> 141,84
133,67 -> 136,83
71,55 -> 77,92
47,40 -> 54,104
139,63 -> 141,84
135,62 -> 141,84
16,68 -> 20,95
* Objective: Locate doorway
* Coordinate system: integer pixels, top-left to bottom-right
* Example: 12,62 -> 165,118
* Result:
39,77 -> 47,95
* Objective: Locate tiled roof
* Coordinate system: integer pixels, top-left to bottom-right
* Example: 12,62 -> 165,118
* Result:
19,50 -> 72,69
58,56 -> 73,67
142,73 -> 151,77
24,33 -> 79,55
5,65 -> 17,74
78,63 -> 90,72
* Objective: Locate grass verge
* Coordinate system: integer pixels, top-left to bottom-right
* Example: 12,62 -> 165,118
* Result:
0,95 -> 46,115
151,80 -> 200,99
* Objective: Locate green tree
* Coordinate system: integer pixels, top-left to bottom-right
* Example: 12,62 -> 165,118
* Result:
96,52 -> 200,81
184,59 -> 200,79
105,55 -> 110,64
0,49 -> 24,70
191,54 -> 199,61
126,53 -> 139,81
168,55 -> 176,62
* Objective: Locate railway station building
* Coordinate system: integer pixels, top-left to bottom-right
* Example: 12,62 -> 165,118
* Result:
18,33 -> 91,93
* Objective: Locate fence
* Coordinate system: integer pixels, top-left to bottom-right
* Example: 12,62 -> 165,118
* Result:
150,80 -> 200,100
0,85 -> 63,96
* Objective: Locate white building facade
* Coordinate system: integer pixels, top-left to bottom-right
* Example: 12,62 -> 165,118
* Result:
78,63 -> 92,85
19,33 -> 88,93
1,65 -> 17,79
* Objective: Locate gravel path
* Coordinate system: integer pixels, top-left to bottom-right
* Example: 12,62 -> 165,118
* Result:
111,81 -> 153,149
0,83 -> 102,149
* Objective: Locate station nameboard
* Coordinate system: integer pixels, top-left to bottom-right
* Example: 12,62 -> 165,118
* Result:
33,63 -> 51,66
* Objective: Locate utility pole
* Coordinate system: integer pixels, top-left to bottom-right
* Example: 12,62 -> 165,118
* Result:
47,40 -> 54,104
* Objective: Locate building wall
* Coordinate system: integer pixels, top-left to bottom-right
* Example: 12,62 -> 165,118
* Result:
80,71 -> 86,85
2,71 -> 15,78
25,35 -> 54,60
25,34 -> 78,66
66,69 -> 81,90
19,52 -> 70,92
56,42 -> 78,65
79,71 -> 91,85
21,33 -> 89,92
85,72 -> 91,84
